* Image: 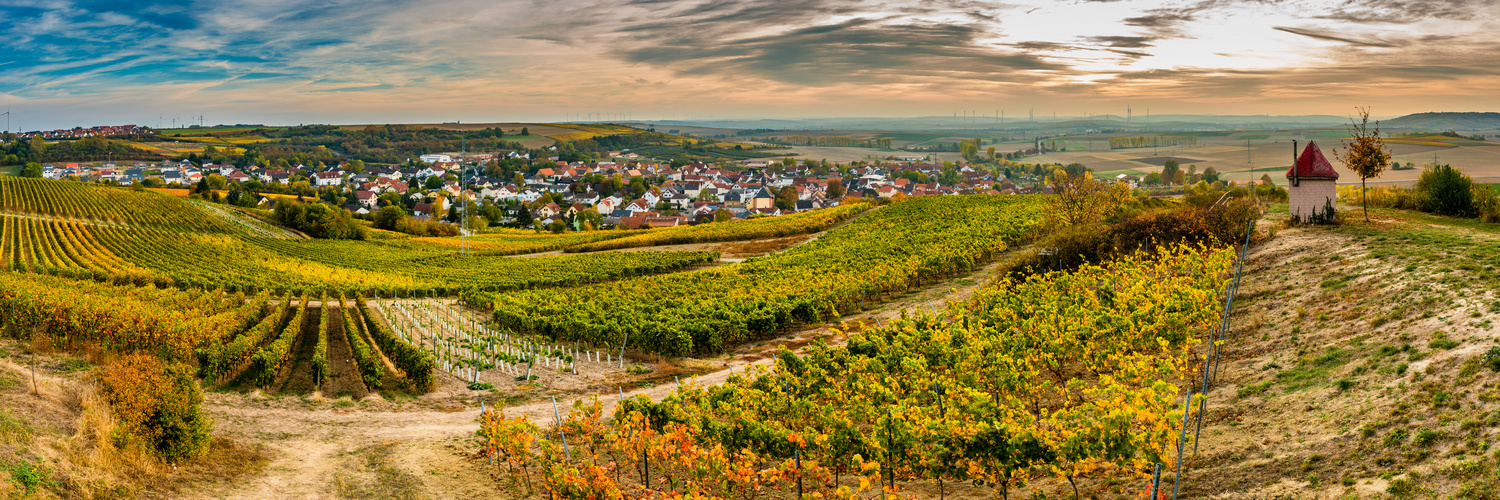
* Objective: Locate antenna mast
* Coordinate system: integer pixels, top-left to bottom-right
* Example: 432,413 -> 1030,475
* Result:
461,135 -> 470,256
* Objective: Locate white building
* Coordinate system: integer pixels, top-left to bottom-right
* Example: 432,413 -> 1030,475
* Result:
419,154 -> 452,164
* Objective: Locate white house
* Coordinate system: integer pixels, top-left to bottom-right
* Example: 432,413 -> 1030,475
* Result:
314,171 -> 343,187
419,154 -> 452,164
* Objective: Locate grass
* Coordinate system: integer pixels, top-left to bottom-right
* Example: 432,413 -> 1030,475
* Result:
333,442 -> 425,500
0,166 -> 17,176
0,409 -> 32,445
1237,134 -> 1270,140
1275,347 -> 1351,391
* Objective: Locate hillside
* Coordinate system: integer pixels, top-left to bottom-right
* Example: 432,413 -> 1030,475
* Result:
1190,206 -> 1500,497
1385,112 -> 1500,131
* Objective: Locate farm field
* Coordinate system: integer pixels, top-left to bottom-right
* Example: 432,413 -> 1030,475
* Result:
1025,128 -> 1500,186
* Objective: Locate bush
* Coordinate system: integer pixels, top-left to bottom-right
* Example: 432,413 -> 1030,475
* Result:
1473,183 -> 1500,223
394,217 -> 460,237
1417,164 -> 1475,216
273,200 -> 368,240
373,205 -> 405,230
1483,347 -> 1500,372
98,354 -> 212,460
1113,198 -> 1258,253
1011,223 -> 1114,276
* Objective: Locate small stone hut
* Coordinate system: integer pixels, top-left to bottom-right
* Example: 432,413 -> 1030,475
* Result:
1286,141 -> 1340,221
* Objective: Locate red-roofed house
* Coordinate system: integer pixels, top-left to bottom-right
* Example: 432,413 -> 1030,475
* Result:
1286,141 -> 1340,221
355,190 -> 377,208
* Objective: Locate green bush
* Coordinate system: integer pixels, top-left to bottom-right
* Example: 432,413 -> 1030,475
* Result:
98,354 -> 212,460
1417,164 -> 1475,216
1483,347 -> 1500,372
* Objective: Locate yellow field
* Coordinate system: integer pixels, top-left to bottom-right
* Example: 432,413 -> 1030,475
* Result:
176,135 -> 272,145
1386,138 -> 1460,148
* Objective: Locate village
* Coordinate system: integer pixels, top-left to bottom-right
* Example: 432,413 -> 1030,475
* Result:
31,151 -> 1082,230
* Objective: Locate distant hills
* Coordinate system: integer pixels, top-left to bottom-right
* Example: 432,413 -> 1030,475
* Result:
635,114 -> 1355,133
630,112 -> 1500,134
1382,112 -> 1500,131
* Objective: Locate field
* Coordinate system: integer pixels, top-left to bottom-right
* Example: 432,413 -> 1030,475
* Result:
1024,128 -> 1500,186
158,126 -> 289,136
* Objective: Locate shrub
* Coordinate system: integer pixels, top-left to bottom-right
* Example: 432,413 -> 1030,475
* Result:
1484,347 -> 1500,372
1384,427 -> 1409,447
1412,429 -> 1446,447
1113,198 -> 1258,253
1416,164 -> 1475,216
1474,183 -> 1500,223
373,205 -> 405,230
98,354 -> 212,460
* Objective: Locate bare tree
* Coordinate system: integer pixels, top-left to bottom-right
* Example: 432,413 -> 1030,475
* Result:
1335,107 -> 1392,221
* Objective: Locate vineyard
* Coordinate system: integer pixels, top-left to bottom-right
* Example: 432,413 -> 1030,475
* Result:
0,209 -> 719,294
476,244 -> 1236,498
0,177 -> 242,233
248,238 -> 720,294
563,203 -> 870,253
0,270 -> 259,359
468,195 -> 1045,356
415,230 -> 629,255
370,298 -> 640,390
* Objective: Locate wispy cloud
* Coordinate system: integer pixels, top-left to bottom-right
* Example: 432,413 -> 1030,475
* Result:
0,0 -> 1497,129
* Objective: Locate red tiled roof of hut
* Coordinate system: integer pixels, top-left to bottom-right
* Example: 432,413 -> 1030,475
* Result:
1285,141 -> 1340,179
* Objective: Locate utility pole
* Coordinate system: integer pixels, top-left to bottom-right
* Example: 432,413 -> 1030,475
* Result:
1247,139 -> 1253,181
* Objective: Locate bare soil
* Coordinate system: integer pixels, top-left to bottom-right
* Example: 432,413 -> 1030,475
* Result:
322,307 -> 370,399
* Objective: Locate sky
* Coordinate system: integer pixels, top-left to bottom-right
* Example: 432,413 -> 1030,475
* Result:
1,0 -> 1497,130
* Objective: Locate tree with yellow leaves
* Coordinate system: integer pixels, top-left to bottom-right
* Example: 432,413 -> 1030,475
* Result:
1334,107 -> 1391,221
1046,169 -> 1130,229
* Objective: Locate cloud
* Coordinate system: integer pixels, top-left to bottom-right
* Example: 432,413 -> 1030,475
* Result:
1085,36 -> 1155,48
1314,0 -> 1496,24
1,0 -> 1499,128
1273,26 -> 1402,47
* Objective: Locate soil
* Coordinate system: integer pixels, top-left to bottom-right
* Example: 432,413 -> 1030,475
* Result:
322,306 -> 369,399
